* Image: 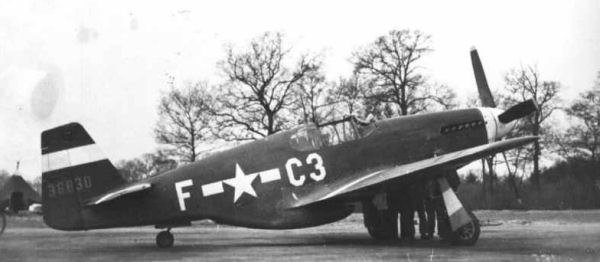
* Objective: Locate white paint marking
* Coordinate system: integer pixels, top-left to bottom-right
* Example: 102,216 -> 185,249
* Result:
258,168 -> 281,183
319,170 -> 384,201
92,183 -> 151,205
285,158 -> 305,187
307,153 -> 326,181
438,178 -> 462,215
42,144 -> 107,172
223,164 -> 258,202
198,165 -> 281,200
175,179 -> 193,211
202,181 -> 224,197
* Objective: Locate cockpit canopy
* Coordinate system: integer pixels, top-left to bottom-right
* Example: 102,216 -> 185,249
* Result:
289,115 -> 377,151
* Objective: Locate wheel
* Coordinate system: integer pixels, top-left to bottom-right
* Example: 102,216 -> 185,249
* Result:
0,211 -> 5,236
450,212 -> 480,246
365,210 -> 398,240
156,230 -> 174,248
362,202 -> 398,240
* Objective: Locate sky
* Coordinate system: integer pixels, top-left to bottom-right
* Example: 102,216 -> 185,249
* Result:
0,0 -> 599,181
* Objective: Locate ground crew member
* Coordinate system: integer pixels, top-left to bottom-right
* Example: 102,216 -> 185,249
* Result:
398,185 -> 415,240
423,180 -> 437,240
412,182 -> 428,240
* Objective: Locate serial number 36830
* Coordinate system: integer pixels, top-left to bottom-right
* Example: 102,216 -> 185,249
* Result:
46,176 -> 93,198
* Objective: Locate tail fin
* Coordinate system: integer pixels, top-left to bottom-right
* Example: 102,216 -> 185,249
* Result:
41,122 -> 125,230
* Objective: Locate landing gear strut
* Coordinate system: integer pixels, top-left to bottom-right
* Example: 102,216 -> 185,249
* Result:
156,228 -> 174,248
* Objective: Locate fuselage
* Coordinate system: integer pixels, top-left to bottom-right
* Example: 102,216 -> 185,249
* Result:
79,108 -> 489,230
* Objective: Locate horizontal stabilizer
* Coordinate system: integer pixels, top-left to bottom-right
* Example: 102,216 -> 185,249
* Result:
84,183 -> 152,206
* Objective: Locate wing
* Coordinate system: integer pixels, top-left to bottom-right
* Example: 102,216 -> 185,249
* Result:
287,136 -> 536,208
84,182 -> 152,206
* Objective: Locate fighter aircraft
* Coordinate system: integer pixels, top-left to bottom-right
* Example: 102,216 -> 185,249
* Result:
40,49 -> 537,248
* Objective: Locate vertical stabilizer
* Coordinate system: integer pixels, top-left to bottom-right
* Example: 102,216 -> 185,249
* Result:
41,122 -> 125,230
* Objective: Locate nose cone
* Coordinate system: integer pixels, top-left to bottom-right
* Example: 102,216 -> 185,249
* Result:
478,107 -> 518,142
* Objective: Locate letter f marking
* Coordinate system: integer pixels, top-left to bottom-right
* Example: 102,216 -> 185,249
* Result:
175,179 -> 193,211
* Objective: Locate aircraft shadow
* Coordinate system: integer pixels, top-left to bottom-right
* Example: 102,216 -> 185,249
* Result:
87,232 -> 462,253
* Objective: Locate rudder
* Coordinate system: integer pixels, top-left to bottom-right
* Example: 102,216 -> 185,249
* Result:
41,122 -> 125,230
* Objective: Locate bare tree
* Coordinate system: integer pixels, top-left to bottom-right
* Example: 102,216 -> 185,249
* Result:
352,29 -> 455,116
492,93 -> 536,202
116,158 -> 146,182
116,149 -> 178,182
154,77 -> 213,162
332,74 -> 367,116
559,73 -> 600,163
292,70 -> 337,125
216,32 -> 321,140
416,82 -> 458,112
504,65 -> 561,189
499,123 -> 534,203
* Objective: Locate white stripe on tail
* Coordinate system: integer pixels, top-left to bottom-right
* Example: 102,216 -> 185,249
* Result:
42,144 -> 107,172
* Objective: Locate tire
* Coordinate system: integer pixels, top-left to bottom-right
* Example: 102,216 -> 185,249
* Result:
450,211 -> 480,246
156,231 -> 174,248
363,202 -> 398,240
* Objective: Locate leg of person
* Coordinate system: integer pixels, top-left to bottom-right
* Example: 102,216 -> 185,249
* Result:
424,200 -> 436,239
436,199 -> 451,241
416,203 -> 428,239
399,207 -> 415,241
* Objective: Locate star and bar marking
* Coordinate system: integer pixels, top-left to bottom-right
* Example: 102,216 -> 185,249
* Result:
175,153 -> 327,211
201,164 -> 281,202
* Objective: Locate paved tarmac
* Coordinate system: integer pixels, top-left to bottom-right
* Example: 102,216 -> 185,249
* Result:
1,211 -> 600,261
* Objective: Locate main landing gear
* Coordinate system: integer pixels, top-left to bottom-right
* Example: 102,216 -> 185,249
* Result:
362,200 -> 398,240
448,212 -> 480,246
361,177 -> 481,246
156,228 -> 174,248
362,205 -> 480,245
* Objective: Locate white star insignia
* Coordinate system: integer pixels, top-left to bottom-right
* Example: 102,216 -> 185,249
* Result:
223,163 -> 258,202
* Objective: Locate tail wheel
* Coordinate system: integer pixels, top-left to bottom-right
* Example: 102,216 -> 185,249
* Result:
0,211 -> 6,236
156,230 -> 174,248
450,212 -> 480,246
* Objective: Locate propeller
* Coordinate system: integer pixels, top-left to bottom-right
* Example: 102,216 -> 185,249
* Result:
498,99 -> 538,123
470,47 -> 538,139
469,48 -> 538,208
470,47 -> 505,209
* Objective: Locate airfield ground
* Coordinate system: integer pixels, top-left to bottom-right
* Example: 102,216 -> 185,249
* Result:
1,210 -> 600,261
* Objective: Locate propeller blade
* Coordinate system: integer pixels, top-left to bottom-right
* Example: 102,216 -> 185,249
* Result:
470,48 -> 496,108
498,99 -> 538,123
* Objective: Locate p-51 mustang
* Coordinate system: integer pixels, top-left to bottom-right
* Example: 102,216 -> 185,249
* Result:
41,49 -> 537,248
